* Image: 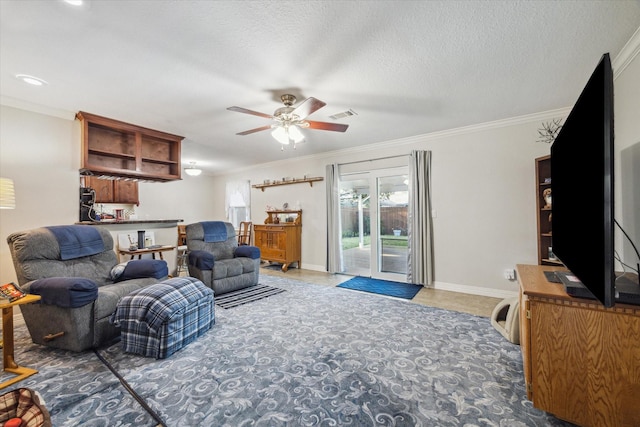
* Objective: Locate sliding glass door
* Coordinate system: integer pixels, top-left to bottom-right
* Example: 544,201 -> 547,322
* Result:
338,167 -> 408,281
339,174 -> 371,276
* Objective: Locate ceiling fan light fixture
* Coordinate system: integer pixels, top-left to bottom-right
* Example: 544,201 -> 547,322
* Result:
184,162 -> 202,176
271,125 -> 304,146
229,94 -> 347,144
271,127 -> 290,145
288,125 -> 304,143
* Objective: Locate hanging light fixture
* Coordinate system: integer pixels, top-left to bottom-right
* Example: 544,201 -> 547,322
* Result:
271,125 -> 305,149
0,177 -> 16,209
184,162 -> 202,176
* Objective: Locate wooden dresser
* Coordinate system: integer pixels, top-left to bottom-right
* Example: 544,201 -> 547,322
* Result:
254,210 -> 301,272
516,264 -> 640,427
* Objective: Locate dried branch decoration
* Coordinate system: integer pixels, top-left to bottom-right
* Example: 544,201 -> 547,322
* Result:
537,118 -> 563,144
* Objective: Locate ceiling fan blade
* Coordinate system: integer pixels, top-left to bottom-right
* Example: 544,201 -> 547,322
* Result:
227,106 -> 274,119
236,125 -> 273,136
292,97 -> 326,120
305,120 -> 349,132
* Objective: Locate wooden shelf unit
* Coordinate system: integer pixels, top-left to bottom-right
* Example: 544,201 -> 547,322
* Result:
253,210 -> 302,272
517,264 -> 640,427
77,111 -> 183,182
252,177 -> 323,191
535,155 -> 561,265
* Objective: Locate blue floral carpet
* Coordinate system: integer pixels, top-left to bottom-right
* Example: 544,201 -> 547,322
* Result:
337,276 -> 422,299
3,275 -> 574,426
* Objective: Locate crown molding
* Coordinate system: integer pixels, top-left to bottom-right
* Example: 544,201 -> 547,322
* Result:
613,25 -> 640,79
0,96 -> 76,120
222,106 -> 573,176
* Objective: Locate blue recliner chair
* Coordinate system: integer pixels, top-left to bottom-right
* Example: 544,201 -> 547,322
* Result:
7,225 -> 168,351
185,221 -> 260,295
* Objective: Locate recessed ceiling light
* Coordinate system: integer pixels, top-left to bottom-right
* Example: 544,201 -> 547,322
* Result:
16,74 -> 48,86
64,0 -> 84,5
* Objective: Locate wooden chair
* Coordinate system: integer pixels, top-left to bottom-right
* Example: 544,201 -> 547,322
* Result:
176,225 -> 188,276
177,225 -> 187,246
237,221 -> 252,246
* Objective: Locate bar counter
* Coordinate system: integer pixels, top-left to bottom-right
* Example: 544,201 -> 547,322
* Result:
75,219 -> 183,226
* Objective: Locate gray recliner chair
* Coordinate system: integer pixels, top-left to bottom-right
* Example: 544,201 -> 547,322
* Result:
186,221 -> 260,295
7,225 -> 168,352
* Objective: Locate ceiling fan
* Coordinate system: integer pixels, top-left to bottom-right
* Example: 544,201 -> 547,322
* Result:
227,94 -> 349,147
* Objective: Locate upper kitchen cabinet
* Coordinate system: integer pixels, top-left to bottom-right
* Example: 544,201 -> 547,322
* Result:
84,176 -> 139,205
77,111 -> 184,181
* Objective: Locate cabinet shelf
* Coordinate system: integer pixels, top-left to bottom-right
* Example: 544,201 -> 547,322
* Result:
141,157 -> 179,165
536,155 -> 553,265
252,177 -> 323,191
88,148 -> 136,160
263,210 -> 302,225
78,111 -> 183,182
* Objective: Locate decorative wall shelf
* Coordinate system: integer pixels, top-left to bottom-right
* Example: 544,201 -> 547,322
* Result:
252,177 -> 324,191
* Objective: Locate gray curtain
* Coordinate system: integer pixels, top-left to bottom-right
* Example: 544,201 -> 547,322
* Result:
326,163 -> 343,273
408,150 -> 434,286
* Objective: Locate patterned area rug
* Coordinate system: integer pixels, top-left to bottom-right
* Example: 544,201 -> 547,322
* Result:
338,276 -> 422,299
3,275 -> 573,426
214,284 -> 285,309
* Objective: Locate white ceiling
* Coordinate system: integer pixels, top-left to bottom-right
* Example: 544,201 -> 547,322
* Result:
1,1 -> 639,175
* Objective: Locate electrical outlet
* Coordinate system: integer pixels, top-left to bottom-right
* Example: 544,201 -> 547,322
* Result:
504,269 -> 516,280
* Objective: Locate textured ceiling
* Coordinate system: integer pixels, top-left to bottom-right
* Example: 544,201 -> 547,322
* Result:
1,1 -> 639,175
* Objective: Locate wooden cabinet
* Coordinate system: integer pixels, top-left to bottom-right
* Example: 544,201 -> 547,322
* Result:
77,111 -> 183,182
535,155 -> 561,266
517,264 -> 640,427
85,176 -> 139,205
253,210 -> 301,272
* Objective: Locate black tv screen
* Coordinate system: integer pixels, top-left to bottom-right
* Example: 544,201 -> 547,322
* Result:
551,53 -> 614,307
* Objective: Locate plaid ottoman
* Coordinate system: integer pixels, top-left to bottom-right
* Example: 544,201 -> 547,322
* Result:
111,276 -> 214,359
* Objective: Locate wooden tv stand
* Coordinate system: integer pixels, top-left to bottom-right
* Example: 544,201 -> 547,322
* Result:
516,264 -> 640,427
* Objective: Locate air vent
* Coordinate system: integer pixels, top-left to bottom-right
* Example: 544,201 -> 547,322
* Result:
329,109 -> 358,120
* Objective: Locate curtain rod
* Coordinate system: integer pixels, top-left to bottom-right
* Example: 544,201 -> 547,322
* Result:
337,154 -> 409,167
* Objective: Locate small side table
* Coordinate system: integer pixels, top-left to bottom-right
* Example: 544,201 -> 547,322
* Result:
118,245 -> 175,260
1,294 -> 41,389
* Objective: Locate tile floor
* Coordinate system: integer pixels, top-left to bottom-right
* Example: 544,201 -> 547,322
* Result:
259,263 -> 502,318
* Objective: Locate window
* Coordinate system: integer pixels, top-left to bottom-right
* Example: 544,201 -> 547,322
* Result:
225,180 -> 251,228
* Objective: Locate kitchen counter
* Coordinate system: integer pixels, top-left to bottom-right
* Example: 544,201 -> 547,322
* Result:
75,219 -> 183,226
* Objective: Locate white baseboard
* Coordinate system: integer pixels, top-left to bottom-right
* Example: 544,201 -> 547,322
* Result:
297,263 -> 326,272
298,264 -> 519,299
432,281 -> 518,299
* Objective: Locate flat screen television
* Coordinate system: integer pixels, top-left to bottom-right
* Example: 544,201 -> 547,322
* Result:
551,53 -> 615,307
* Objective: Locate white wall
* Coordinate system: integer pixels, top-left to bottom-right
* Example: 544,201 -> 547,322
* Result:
0,106 -> 219,283
613,43 -> 640,268
214,115 -> 554,298
212,47 -> 639,299
2,44 -> 637,298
